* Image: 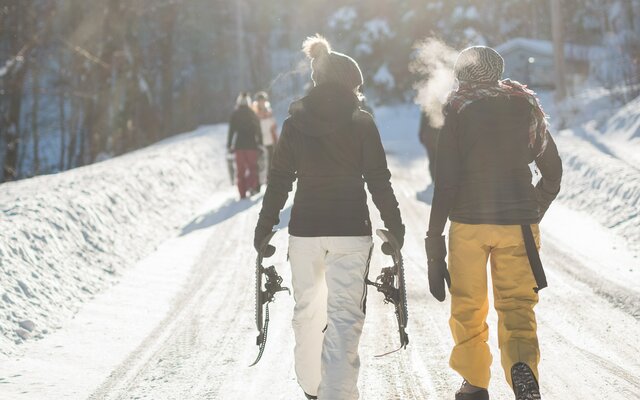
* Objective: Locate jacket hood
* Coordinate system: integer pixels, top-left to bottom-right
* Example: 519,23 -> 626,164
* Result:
288,83 -> 360,137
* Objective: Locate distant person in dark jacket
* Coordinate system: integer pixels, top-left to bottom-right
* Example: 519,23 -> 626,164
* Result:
425,46 -> 562,400
253,35 -> 403,400
228,92 -> 262,199
418,111 -> 440,181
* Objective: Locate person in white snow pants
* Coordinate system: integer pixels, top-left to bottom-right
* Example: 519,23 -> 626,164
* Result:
254,35 -> 404,399
289,236 -> 372,399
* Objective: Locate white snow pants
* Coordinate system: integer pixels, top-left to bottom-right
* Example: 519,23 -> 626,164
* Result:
288,235 -> 372,400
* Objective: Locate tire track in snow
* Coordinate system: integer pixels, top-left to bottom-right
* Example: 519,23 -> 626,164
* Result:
88,196 -> 263,399
541,240 -> 640,319
92,151 -> 640,399
388,155 -> 640,399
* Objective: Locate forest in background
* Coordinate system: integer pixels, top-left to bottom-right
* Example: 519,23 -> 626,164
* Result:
1,0 -> 638,182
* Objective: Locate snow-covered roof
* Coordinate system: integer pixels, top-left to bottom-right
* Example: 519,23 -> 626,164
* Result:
495,37 -> 603,62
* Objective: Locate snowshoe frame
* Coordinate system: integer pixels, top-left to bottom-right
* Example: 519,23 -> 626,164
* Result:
250,230 -> 289,367
365,229 -> 409,357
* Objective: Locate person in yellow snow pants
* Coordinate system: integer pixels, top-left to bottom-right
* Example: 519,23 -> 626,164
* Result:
448,223 -> 540,389
425,46 -> 563,400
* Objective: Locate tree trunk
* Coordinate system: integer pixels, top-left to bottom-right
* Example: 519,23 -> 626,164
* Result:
1,2 -> 30,182
235,0 -> 250,94
58,91 -> 66,171
67,96 -> 79,169
2,64 -> 27,181
550,0 -> 567,101
31,66 -> 40,175
160,3 -> 178,138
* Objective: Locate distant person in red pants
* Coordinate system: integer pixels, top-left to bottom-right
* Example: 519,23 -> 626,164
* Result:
228,92 -> 262,199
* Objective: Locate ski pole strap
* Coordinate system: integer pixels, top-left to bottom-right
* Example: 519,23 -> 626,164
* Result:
521,224 -> 547,293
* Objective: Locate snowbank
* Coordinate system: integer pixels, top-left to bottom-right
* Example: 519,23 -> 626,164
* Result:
0,125 -> 228,356
603,94 -> 640,142
545,89 -> 640,251
554,132 -> 640,252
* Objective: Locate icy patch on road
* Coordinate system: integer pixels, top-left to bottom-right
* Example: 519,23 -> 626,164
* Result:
0,125 -> 229,356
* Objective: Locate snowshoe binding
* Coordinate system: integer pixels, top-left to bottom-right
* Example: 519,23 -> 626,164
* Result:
511,362 -> 541,400
250,230 -> 290,366
365,229 -> 409,356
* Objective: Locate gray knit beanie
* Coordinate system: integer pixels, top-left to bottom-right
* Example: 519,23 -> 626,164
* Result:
302,34 -> 363,91
454,46 -> 504,83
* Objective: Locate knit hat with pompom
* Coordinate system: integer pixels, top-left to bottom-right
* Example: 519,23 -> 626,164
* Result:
302,34 -> 363,91
454,46 -> 504,83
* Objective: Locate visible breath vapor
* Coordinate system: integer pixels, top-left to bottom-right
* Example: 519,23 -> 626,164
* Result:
257,58 -> 310,117
266,59 -> 310,93
411,38 -> 458,129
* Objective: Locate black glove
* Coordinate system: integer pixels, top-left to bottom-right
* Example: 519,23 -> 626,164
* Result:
254,223 -> 275,258
382,224 -> 405,255
425,235 -> 451,302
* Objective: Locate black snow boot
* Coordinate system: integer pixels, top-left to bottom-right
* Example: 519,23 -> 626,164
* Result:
304,392 -> 317,399
455,380 -> 489,400
511,362 -> 541,400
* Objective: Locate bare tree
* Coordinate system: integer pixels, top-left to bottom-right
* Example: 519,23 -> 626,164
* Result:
1,1 -> 31,181
30,63 -> 40,174
159,3 -> 179,138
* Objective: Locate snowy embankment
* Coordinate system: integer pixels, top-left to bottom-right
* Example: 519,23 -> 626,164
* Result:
0,103 -> 637,400
0,125 -> 228,356
554,132 -> 640,251
547,90 -> 640,254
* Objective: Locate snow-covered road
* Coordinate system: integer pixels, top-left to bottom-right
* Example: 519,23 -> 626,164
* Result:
1,109 -> 639,399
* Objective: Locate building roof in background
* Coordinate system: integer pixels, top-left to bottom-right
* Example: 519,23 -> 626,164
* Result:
495,37 -> 604,62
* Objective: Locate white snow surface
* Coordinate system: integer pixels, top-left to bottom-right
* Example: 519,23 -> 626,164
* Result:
0,125 -> 228,356
543,89 -> 640,252
0,99 -> 639,399
604,94 -> 640,142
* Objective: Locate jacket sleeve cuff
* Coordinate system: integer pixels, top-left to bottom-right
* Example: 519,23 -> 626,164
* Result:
425,235 -> 447,261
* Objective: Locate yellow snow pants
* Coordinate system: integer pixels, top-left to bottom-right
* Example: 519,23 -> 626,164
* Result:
448,222 -> 541,389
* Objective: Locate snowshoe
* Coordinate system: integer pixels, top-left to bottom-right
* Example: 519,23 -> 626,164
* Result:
304,392 -> 318,399
250,230 -> 290,366
511,362 -> 541,400
365,229 -> 409,356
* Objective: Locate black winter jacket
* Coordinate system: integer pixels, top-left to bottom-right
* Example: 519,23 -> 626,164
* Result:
256,83 -> 403,237
428,96 -> 562,237
227,105 -> 261,150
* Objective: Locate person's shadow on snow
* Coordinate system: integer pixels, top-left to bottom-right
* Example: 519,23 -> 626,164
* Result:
416,182 -> 434,205
180,197 -> 261,236
180,197 -> 293,236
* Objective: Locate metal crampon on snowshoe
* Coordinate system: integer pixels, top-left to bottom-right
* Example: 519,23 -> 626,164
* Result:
365,229 -> 409,357
250,230 -> 290,367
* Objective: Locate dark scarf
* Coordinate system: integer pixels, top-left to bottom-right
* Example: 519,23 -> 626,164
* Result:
445,79 -> 549,154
